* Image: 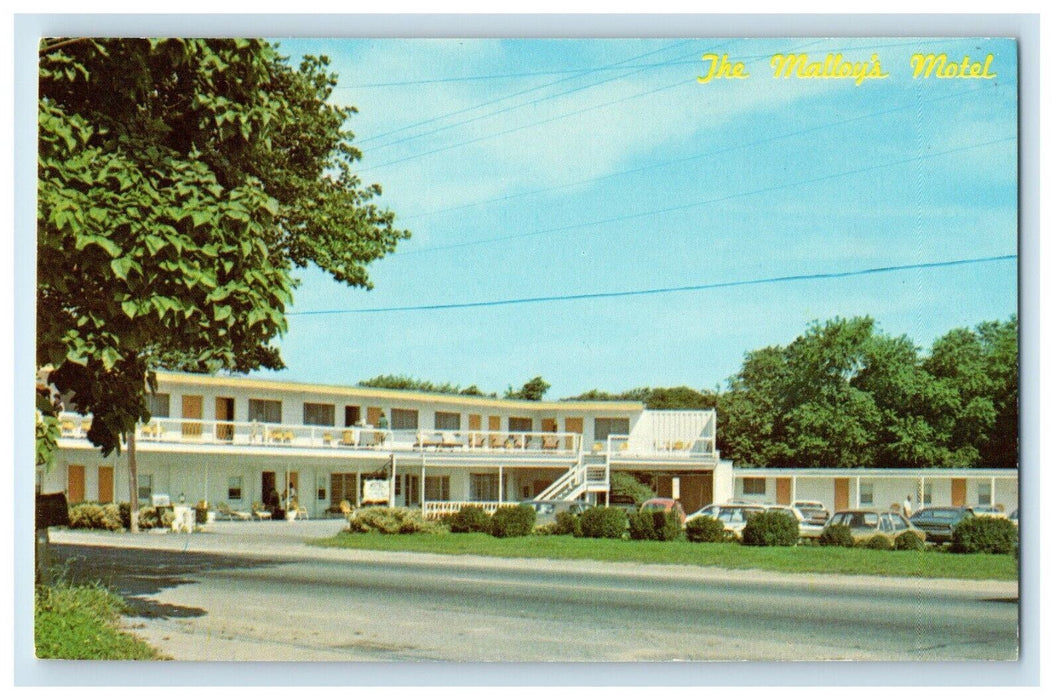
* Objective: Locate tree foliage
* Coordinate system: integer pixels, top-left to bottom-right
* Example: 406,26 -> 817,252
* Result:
717,316 -> 1018,468
506,376 -> 551,401
38,38 -> 408,455
359,374 -> 491,397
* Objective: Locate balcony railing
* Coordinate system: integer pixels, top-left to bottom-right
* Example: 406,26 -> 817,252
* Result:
605,434 -> 719,460
422,500 -> 521,518
59,413 -> 582,456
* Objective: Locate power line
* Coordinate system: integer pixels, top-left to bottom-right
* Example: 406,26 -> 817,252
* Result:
396,81 -> 998,223
394,135 -> 1016,256
359,39 -> 702,146
288,254 -> 1016,316
358,38 -> 826,173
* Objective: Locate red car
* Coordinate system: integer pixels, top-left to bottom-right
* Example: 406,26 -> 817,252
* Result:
639,498 -> 686,525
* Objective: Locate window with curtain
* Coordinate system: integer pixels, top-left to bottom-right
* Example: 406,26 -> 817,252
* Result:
303,402 -> 335,426
508,417 -> 532,433
742,477 -> 766,495
594,417 -> 630,441
470,473 -> 502,501
435,411 -> 460,430
147,393 -> 170,418
391,408 -> 419,430
248,399 -> 282,423
425,476 -> 450,501
228,476 -> 243,501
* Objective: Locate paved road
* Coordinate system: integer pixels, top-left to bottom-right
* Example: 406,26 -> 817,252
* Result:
47,524 -> 1019,662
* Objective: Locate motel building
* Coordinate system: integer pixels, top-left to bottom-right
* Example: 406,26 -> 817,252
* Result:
39,371 -> 1018,520
40,371 -> 728,518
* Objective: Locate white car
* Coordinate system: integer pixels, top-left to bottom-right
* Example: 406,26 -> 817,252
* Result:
767,504 -> 822,539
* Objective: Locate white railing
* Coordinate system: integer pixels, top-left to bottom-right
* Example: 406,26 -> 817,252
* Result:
59,413 -> 581,456
422,500 -> 521,519
606,434 -> 719,459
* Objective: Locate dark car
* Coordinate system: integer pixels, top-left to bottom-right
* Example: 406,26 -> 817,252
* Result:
909,506 -> 976,544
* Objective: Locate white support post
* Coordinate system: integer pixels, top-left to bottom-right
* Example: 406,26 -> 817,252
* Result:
791,476 -> 797,504
990,477 -> 996,508
855,476 -> 861,508
420,456 -> 426,517
498,465 -> 504,504
389,454 -> 396,508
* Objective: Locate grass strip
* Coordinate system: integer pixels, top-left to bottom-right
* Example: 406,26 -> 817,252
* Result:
35,581 -> 163,660
312,532 -> 1017,581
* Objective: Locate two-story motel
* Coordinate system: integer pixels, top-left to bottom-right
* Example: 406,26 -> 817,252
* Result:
39,371 -> 1018,519
40,371 -> 729,518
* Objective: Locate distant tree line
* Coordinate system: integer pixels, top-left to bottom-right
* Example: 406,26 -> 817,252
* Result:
359,316 -> 1017,469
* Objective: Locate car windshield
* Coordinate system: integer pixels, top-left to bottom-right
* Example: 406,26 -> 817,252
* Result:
914,509 -> 963,520
831,512 -> 879,528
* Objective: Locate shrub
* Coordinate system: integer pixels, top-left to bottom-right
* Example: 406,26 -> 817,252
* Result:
137,506 -> 174,530
449,505 -> 491,534
609,472 -> 655,506
628,510 -> 682,541
862,534 -> 893,551
118,502 -> 131,530
533,523 -> 559,536
490,505 -> 536,538
685,516 -> 726,543
951,516 -> 1017,554
575,507 -> 627,539
741,511 -> 799,547
894,531 -> 925,551
554,511 -> 580,536
67,503 -> 123,531
348,507 -> 443,535
819,523 -> 855,547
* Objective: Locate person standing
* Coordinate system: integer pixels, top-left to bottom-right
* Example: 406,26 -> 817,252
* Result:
903,495 -> 913,518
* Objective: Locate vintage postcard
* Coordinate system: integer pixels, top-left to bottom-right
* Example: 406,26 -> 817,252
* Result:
32,35 -> 1020,672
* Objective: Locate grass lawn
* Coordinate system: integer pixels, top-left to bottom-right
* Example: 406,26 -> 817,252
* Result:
312,532 -> 1017,581
35,581 -> 164,660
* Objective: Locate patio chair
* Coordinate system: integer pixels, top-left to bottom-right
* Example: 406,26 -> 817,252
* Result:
439,432 -> 463,449
340,430 -> 356,446
542,435 -> 560,450
468,432 -> 486,449
216,501 -> 252,521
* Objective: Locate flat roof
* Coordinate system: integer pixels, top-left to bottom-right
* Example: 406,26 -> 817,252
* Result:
155,371 -> 648,412
733,467 -> 1018,477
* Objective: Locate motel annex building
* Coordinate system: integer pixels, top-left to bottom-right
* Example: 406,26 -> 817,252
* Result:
39,371 -> 1019,518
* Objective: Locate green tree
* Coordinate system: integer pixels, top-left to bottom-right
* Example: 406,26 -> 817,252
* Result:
506,376 -> 551,401
37,39 -> 409,521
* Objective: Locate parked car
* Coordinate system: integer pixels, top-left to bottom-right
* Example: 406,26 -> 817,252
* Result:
639,498 -> 687,525
711,504 -> 767,538
825,509 -> 926,545
909,506 -> 976,544
971,504 -> 1008,518
792,500 -> 830,526
767,504 -> 822,539
520,499 -> 594,525
685,503 -> 721,523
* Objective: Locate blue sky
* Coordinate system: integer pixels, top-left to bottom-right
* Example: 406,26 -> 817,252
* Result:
256,37 -> 1018,398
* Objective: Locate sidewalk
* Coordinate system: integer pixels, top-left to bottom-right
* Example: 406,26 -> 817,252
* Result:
46,522 -> 1019,599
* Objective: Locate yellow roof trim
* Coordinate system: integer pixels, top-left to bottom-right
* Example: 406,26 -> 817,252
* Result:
154,371 -> 645,412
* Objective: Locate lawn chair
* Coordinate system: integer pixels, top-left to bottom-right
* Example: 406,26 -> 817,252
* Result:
216,501 -> 252,521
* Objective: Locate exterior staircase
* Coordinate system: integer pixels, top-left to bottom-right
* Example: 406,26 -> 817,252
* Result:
534,453 -> 610,502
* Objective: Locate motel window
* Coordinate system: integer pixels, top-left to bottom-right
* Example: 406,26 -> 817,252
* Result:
921,482 -> 933,505
425,476 -> 450,501
860,482 -> 874,506
344,406 -> 361,427
508,417 -> 533,433
435,411 -> 461,431
137,474 -> 153,503
228,476 -> 243,501
303,402 -> 335,427
248,399 -> 282,424
977,483 -> 992,505
147,393 -> 170,418
470,473 -> 502,501
594,417 -> 631,441
391,408 -> 418,430
742,478 -> 766,496
317,475 -> 327,501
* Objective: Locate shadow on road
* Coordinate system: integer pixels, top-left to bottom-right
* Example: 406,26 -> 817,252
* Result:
49,543 -> 283,621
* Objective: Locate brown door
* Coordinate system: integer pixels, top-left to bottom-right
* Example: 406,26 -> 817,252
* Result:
951,478 -> 967,506
182,395 -> 203,438
97,466 -> 114,502
367,407 -> 383,427
776,477 -> 792,505
679,474 -> 714,513
67,464 -> 85,503
215,397 -> 234,440
834,478 -> 850,511
542,418 -> 557,433
564,417 -> 583,450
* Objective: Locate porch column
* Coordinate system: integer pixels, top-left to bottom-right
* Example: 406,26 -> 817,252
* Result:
389,454 -> 396,508
990,477 -> 996,507
791,475 -> 797,504
420,456 -> 426,517
498,465 -> 504,504
855,476 -> 861,508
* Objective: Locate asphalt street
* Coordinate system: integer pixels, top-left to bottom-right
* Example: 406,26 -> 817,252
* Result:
46,524 -> 1019,662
